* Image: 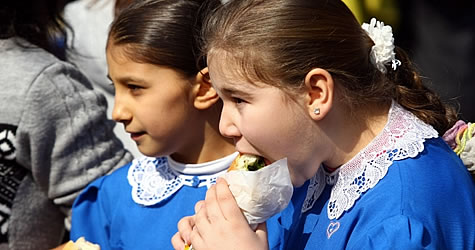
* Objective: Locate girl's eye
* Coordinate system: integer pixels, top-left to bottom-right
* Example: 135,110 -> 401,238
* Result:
233,97 -> 245,104
127,84 -> 142,91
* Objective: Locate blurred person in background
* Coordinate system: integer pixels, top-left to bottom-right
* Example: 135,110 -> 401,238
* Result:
64,0 -> 142,158
0,0 -> 132,248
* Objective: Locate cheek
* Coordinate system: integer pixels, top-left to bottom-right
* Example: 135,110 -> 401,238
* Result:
145,107 -> 188,133
240,118 -> 289,157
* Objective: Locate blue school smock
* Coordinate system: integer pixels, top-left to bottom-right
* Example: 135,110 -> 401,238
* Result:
71,153 -> 239,250
268,102 -> 475,250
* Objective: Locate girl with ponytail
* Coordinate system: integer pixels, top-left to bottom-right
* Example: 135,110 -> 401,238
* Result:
172,0 -> 475,249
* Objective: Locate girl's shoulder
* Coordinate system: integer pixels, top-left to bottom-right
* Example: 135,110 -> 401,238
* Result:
302,102 -> 473,220
0,38 -> 82,83
1,38 -> 96,113
391,136 -> 473,191
80,160 -> 135,195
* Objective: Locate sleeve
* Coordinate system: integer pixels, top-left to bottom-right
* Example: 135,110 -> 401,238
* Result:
347,215 -> 433,250
70,176 -> 112,248
15,62 -> 133,209
266,214 -> 284,250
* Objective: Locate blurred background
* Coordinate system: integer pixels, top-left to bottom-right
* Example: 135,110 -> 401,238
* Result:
343,0 -> 475,121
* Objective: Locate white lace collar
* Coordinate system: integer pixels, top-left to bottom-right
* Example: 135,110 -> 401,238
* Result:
127,152 -> 238,206
302,101 -> 438,219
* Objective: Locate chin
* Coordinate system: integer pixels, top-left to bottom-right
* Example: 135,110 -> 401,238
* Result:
289,174 -> 307,188
137,146 -> 162,158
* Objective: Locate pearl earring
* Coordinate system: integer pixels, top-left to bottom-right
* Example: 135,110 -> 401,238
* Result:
314,108 -> 320,115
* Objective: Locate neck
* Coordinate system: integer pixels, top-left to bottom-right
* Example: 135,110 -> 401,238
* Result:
198,122 -> 235,163
323,102 -> 391,169
171,108 -> 235,164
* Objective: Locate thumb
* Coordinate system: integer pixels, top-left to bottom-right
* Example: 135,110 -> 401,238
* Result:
255,222 -> 268,245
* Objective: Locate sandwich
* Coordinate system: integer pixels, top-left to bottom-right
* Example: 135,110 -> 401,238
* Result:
228,153 -> 266,172
183,153 -> 292,250
63,237 -> 100,250
224,153 -> 292,228
183,153 -> 268,250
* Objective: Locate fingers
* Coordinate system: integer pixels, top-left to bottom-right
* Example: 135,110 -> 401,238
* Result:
255,222 -> 269,249
214,178 -> 246,222
189,223 -> 205,249
203,183 -> 224,223
255,222 -> 268,237
194,197 -> 212,234
177,180 -> 266,249
194,200 -> 205,213
177,216 -> 195,245
171,232 -> 185,250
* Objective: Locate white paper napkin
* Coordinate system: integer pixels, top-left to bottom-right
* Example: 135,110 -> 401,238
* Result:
222,158 -> 293,229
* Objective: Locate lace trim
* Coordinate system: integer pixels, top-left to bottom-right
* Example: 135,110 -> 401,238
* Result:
301,101 -> 438,218
302,167 -> 339,213
302,168 -> 326,213
127,157 -> 224,206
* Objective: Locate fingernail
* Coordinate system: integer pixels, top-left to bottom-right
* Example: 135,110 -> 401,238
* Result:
184,233 -> 190,244
217,177 -> 228,185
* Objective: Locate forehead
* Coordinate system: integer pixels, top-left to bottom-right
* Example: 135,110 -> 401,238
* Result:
106,43 -> 134,63
208,57 -> 300,111
207,49 -> 304,102
208,50 -> 266,89
208,62 -> 259,99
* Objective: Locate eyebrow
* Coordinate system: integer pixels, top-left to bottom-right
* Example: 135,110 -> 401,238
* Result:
220,86 -> 254,98
107,74 -> 147,85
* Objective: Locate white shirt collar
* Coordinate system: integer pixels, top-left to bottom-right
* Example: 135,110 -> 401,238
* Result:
166,152 -> 239,175
127,152 -> 238,206
302,101 -> 438,219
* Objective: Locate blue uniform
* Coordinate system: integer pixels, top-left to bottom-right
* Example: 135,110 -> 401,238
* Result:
269,102 -> 475,250
71,153 -> 238,250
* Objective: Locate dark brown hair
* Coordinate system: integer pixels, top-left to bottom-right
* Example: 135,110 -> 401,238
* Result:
108,0 -> 219,78
201,0 -> 457,134
114,0 -> 134,17
0,0 -> 75,60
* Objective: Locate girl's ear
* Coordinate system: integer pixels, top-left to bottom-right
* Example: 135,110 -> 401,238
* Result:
304,68 -> 334,120
193,67 -> 220,110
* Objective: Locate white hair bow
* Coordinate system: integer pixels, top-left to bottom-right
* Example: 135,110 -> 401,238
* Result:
362,18 -> 401,73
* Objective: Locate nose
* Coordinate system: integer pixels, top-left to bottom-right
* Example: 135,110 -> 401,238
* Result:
112,96 -> 132,124
219,106 -> 241,139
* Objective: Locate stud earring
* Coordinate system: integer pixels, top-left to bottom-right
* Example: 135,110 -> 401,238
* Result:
314,108 -> 320,115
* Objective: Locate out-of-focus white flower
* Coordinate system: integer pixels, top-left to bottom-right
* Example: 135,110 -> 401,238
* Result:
362,18 -> 401,73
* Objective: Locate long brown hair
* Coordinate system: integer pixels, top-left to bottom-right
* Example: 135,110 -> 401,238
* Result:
108,0 -> 219,78
201,0 -> 457,134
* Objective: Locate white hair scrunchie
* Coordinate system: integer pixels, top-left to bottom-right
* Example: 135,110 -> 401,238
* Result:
362,18 -> 401,73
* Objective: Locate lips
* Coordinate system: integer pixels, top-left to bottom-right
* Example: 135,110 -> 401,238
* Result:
263,158 -> 272,165
130,131 -> 145,141
238,151 -> 272,166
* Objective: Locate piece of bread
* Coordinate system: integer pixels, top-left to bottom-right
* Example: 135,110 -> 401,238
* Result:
228,153 -> 266,171
63,237 -> 100,250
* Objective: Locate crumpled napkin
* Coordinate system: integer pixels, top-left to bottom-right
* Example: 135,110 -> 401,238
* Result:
222,158 -> 293,229
460,137 -> 475,178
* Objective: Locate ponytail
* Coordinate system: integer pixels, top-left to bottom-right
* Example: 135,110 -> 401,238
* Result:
388,47 -> 458,135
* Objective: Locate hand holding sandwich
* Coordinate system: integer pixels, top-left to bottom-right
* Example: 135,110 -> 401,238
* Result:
172,154 -> 292,250
172,178 -> 268,250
